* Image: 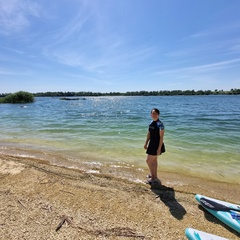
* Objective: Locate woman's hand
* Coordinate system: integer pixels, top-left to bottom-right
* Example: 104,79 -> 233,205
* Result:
157,148 -> 161,155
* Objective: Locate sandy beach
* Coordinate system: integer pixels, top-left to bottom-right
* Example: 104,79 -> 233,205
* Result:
0,154 -> 239,240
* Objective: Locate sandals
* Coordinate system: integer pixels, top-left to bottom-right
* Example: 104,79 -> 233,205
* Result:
145,179 -> 153,184
145,179 -> 158,185
145,175 -> 160,186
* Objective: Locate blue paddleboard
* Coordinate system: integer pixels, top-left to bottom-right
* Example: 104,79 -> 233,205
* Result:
185,228 -> 229,240
195,194 -> 240,233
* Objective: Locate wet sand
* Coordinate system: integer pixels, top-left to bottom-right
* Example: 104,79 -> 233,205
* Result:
0,154 -> 239,239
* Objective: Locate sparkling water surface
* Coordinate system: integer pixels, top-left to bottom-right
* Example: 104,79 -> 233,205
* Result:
0,95 -> 239,183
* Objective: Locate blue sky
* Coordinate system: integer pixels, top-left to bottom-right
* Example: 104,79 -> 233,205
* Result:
1,0 -> 240,93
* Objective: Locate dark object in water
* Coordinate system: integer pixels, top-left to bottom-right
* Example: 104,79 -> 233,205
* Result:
59,97 -> 80,100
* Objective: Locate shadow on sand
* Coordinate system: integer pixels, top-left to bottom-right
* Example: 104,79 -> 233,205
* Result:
150,182 -> 187,220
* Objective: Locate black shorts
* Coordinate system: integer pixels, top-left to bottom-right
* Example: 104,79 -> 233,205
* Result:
146,141 -> 158,155
146,142 -> 165,155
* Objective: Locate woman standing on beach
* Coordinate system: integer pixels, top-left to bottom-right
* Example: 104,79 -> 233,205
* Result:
144,108 -> 165,184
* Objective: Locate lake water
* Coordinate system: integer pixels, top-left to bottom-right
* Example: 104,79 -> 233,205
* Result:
0,95 -> 239,183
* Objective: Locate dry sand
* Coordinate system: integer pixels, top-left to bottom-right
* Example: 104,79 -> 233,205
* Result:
0,154 -> 239,240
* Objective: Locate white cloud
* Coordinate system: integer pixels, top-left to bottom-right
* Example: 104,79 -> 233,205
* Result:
0,67 -> 31,75
1,47 -> 24,54
186,58 -> 240,72
39,1 -> 157,75
155,58 -> 240,75
0,0 -> 41,35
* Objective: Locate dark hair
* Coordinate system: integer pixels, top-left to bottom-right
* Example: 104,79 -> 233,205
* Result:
151,108 -> 160,115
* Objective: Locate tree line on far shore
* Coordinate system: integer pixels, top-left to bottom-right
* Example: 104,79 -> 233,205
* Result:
22,88 -> 240,97
0,89 -> 239,102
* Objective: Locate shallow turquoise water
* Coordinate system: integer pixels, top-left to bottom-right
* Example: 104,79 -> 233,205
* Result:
0,95 -> 239,183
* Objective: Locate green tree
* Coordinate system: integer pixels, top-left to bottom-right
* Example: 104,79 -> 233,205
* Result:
0,91 -> 34,104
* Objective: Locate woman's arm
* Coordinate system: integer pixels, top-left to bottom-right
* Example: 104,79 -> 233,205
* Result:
157,129 -> 164,155
144,131 -> 150,149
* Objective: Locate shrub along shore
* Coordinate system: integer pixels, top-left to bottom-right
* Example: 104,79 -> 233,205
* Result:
0,91 -> 34,104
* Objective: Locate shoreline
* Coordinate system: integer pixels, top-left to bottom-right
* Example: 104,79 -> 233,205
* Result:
1,142 -> 239,185
1,153 -> 240,239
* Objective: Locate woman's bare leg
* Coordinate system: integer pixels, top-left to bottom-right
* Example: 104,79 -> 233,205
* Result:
152,157 -> 158,180
146,155 -> 158,180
